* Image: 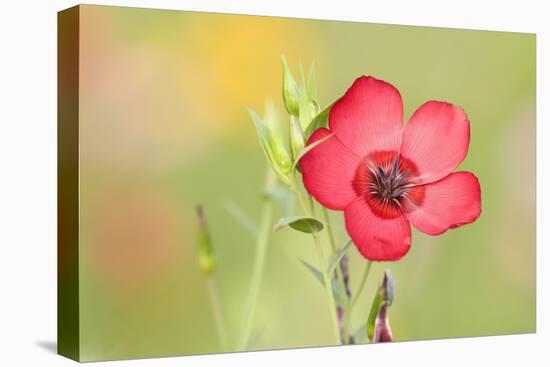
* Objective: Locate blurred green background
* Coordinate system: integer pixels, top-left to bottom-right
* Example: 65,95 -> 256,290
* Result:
76,5 -> 535,361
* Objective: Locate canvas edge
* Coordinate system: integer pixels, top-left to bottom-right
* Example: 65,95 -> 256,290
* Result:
57,4 -> 81,362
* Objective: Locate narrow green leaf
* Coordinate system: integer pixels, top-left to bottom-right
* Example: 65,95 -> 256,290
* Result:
273,216 -> 324,233
304,103 -> 333,139
223,199 -> 258,239
264,186 -> 294,216
299,259 -> 324,286
298,259 -> 342,306
291,132 -> 334,171
367,292 -> 384,340
327,239 -> 353,275
248,108 -> 267,139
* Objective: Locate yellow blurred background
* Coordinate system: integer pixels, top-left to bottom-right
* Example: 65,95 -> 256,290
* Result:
75,5 -> 535,361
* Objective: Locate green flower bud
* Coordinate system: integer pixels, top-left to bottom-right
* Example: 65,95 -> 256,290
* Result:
264,100 -> 292,178
281,56 -> 300,116
248,104 -> 292,186
306,62 -> 318,102
299,100 -> 317,131
310,100 -> 320,117
273,147 -> 292,177
196,205 -> 215,275
372,302 -> 393,343
367,269 -> 395,343
289,115 -> 305,161
297,63 -> 321,131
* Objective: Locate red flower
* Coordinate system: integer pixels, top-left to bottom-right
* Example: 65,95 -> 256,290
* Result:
300,76 -> 481,261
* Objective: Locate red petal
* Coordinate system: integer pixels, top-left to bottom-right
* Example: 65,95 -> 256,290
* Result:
300,128 -> 361,210
403,171 -> 481,235
400,101 -> 470,184
329,76 -> 404,158
344,196 -> 412,261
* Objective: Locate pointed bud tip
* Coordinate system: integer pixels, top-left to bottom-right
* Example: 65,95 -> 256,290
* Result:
382,269 -> 394,305
195,204 -> 216,275
281,56 -> 300,116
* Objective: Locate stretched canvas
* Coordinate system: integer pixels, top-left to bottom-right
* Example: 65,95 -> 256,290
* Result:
58,4 -> 536,362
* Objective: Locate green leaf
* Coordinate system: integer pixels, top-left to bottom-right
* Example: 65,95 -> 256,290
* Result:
291,131 -> 334,171
299,259 -> 324,286
248,108 -> 267,140
223,199 -> 258,239
264,186 -> 294,216
273,216 -> 324,233
298,259 -> 342,306
304,103 -> 333,139
367,293 -> 384,340
327,239 -> 353,275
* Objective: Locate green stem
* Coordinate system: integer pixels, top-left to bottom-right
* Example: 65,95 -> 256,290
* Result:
308,194 -> 316,216
239,169 -> 276,350
312,232 -> 341,345
323,207 -> 350,344
343,261 -> 372,344
207,276 -> 228,349
294,184 -> 310,214
321,208 -> 336,253
292,180 -> 340,345
350,261 -> 373,310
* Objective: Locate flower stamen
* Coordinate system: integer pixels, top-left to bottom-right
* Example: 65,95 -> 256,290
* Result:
353,151 -> 424,219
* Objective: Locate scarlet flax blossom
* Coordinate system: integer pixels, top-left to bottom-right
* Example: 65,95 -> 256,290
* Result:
300,76 -> 481,261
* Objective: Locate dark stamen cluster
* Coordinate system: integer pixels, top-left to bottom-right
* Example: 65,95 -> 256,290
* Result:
368,156 -> 413,206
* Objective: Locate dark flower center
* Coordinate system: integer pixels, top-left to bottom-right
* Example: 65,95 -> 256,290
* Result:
353,151 -> 424,219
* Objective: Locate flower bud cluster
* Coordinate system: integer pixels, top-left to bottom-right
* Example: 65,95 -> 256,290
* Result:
250,56 -> 321,185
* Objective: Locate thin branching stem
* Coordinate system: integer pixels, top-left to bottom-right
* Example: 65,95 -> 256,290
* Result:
351,261 -> 373,310
291,177 -> 341,345
207,276 -> 228,349
323,207 -> 351,344
240,169 -> 276,350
